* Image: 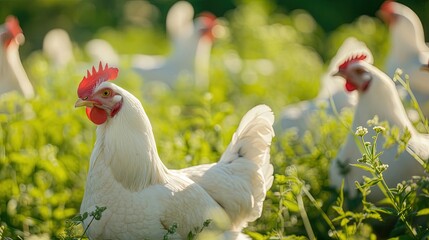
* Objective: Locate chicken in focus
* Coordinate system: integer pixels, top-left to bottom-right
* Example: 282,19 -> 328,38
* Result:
75,62 -> 275,239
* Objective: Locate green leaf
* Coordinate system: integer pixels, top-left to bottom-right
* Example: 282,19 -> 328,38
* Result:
373,207 -> 397,216
283,199 -> 299,213
416,208 -> 429,216
275,174 -> 288,185
340,218 -> 350,227
361,176 -> 381,187
350,163 -> 374,173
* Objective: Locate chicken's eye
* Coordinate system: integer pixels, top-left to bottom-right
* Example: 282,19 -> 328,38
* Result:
102,89 -> 111,97
353,68 -> 367,75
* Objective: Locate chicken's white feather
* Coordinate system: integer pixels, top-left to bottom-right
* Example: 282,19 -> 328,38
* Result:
181,105 -> 274,230
43,28 -> 74,68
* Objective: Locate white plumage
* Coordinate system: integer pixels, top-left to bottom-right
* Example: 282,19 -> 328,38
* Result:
132,1 -> 217,89
276,37 -> 372,136
329,52 -> 428,201
76,64 -> 274,239
43,28 -> 74,68
85,38 -> 120,66
179,104 -> 274,231
0,16 -> 34,99
379,1 -> 429,115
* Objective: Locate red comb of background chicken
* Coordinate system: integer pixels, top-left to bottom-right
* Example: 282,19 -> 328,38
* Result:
379,0 -> 396,26
338,54 -> 367,71
78,62 -> 119,98
5,16 -> 22,37
199,12 -> 216,24
199,12 -> 217,40
380,0 -> 394,14
3,16 -> 23,47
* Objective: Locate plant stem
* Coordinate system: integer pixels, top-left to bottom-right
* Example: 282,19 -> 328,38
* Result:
79,217 -> 95,240
277,185 -> 286,236
360,133 -> 418,238
301,186 -> 340,240
394,73 -> 429,133
297,190 -> 316,240
377,175 -> 417,238
329,93 -> 353,134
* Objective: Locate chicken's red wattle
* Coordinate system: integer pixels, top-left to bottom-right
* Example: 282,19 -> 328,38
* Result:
86,107 -> 108,125
345,81 -> 358,92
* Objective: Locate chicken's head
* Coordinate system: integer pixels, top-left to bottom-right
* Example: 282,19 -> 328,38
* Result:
75,62 -> 122,125
196,12 -> 217,41
1,16 -> 24,48
334,54 -> 372,93
378,1 -> 397,26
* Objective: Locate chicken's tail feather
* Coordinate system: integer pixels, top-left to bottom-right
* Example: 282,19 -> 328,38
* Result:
220,104 -> 275,222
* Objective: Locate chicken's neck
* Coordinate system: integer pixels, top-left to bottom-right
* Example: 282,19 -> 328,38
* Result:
93,89 -> 169,191
390,16 -> 427,60
168,32 -> 204,70
353,73 -> 415,133
0,44 -> 33,98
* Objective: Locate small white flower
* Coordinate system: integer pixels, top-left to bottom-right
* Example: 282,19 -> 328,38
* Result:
395,68 -> 403,76
376,164 -> 389,173
373,126 -> 386,133
355,126 -> 368,137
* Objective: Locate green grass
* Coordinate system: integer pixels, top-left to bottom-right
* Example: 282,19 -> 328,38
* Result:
0,2 -> 428,239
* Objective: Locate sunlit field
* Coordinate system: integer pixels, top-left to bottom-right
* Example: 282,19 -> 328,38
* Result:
1,1 -> 428,239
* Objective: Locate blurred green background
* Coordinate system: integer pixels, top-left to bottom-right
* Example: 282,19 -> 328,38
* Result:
1,0 -> 429,59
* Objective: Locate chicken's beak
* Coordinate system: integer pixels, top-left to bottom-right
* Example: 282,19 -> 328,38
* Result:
376,9 -> 387,23
15,33 -> 25,45
332,70 -> 345,78
75,98 -> 96,108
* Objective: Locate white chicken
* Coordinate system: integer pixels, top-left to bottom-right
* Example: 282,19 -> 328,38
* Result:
85,38 -> 120,66
276,37 -> 372,137
132,1 -> 217,89
329,52 -> 428,201
379,1 -> 429,115
0,16 -> 34,99
75,62 -> 274,239
43,28 -> 74,68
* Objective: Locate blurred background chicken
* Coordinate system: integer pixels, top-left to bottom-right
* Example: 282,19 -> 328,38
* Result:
85,38 -> 119,66
42,28 -> 74,68
330,50 -> 428,201
0,16 -> 34,99
132,1 -> 217,90
379,1 -> 429,116
276,37 -> 372,137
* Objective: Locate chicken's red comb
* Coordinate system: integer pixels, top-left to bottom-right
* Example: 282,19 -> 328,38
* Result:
78,62 -> 119,98
199,12 -> 217,40
338,54 -> 367,71
199,12 -> 216,23
5,15 -> 22,38
380,0 -> 394,14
